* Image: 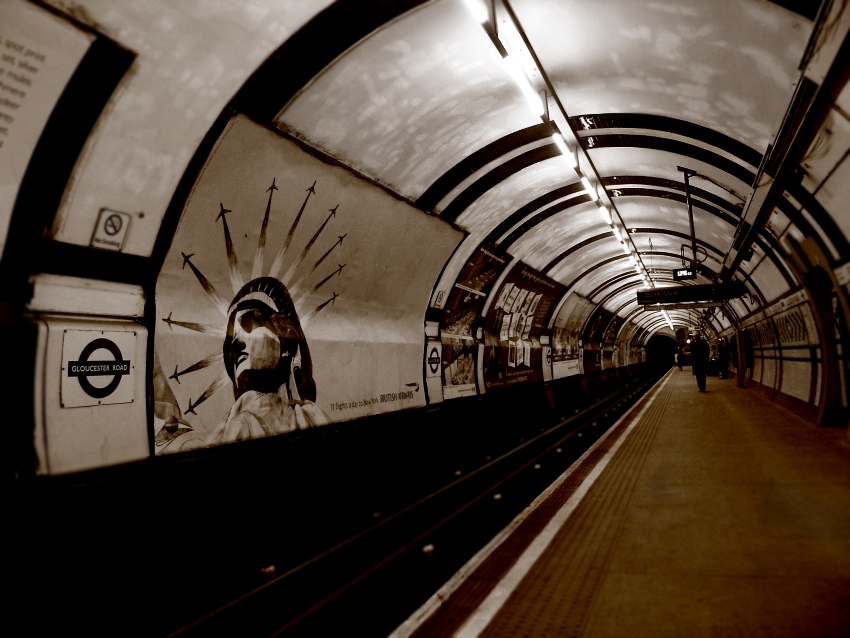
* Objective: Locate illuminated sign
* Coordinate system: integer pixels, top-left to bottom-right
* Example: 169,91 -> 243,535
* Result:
673,267 -> 696,280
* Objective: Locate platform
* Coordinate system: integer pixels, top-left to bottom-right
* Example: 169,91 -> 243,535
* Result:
392,367 -> 850,638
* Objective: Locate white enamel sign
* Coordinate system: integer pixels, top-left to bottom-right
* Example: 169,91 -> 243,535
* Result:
61,330 -> 136,407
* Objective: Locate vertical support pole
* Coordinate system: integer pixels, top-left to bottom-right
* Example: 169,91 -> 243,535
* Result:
736,327 -> 747,388
681,168 -> 698,268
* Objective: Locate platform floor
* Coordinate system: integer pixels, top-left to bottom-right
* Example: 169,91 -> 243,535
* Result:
391,367 -> 850,638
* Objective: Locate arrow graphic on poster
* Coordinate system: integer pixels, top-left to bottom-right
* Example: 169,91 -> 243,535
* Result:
216,203 -> 242,295
162,312 -> 225,337
253,178 -> 278,279
269,180 -> 316,278
181,252 -> 229,316
290,234 -> 346,297
295,264 -> 345,307
313,263 -> 346,291
301,292 -> 339,323
170,352 -> 223,384
279,205 -> 338,283
185,371 -> 231,414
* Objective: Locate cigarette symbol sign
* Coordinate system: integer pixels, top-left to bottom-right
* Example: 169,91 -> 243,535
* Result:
91,208 -> 131,251
103,214 -> 123,236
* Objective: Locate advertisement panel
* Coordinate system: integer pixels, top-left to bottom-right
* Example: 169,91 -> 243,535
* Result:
482,263 -> 564,391
439,244 -> 509,399
0,1 -> 93,255
153,115 -> 462,453
551,293 -> 595,379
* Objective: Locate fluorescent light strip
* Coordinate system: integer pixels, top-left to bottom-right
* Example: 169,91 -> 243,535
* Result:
462,0 -> 489,24
479,0 -> 635,283
551,133 -> 577,168
551,132 -> 569,154
501,54 -> 545,117
579,175 -> 597,201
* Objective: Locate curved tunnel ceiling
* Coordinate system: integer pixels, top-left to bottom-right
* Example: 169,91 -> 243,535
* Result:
21,0 -> 848,347
265,0 -> 822,339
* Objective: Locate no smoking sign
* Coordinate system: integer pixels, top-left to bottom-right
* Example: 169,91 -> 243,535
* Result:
91,208 -> 131,251
61,330 -> 136,407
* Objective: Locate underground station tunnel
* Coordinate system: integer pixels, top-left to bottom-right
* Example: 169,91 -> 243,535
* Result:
4,0 -> 850,636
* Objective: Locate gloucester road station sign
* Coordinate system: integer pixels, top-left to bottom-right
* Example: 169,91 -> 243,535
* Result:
61,330 -> 136,407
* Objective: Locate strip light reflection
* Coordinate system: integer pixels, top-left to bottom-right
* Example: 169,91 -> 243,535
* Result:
501,54 -> 545,116
579,175 -> 598,200
551,132 -> 577,168
461,0 -> 489,24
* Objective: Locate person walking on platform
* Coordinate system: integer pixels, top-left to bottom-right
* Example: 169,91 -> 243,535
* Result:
677,341 -> 684,370
690,332 -> 710,392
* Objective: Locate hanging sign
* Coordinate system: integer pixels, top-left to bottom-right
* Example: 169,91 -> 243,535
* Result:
672,267 -> 697,280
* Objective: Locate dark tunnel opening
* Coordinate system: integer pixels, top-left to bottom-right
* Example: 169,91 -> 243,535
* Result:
645,333 -> 678,371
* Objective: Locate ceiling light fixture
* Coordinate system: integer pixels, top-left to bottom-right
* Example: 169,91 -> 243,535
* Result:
500,54 -> 546,117
550,132 -> 577,168
579,175 -> 598,200
466,0 -> 656,289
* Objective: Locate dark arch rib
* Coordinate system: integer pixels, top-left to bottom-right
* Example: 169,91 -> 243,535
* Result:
609,187 -> 740,228
594,279 -> 657,308
543,228 -> 725,275
234,0 -> 429,121
485,182 -> 587,247
569,113 -> 763,168
579,134 -> 757,186
543,233 -> 613,273
587,271 -> 641,301
499,193 -> 592,248
439,143 -> 561,223
416,123 -> 552,212
558,254 -> 632,295
558,250 -> 723,295
603,175 -> 745,213
498,181 -> 741,254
